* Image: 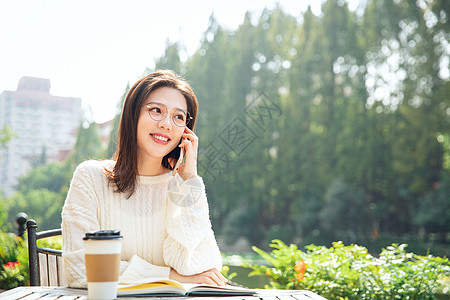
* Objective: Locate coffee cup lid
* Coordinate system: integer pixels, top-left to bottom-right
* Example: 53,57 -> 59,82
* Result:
83,230 -> 122,240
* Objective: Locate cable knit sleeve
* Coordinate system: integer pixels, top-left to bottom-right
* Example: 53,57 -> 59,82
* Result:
62,161 -> 103,288
62,161 -> 171,288
163,174 -> 222,275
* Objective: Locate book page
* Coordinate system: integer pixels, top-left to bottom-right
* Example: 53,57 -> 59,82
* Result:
182,283 -> 257,295
118,279 -> 186,296
117,279 -> 257,296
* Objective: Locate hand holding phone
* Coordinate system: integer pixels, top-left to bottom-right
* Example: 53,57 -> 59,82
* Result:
173,127 -> 198,180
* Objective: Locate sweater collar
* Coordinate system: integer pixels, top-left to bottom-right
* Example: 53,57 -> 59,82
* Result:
137,171 -> 173,185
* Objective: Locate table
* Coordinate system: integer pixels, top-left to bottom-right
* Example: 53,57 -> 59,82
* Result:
0,286 -> 327,300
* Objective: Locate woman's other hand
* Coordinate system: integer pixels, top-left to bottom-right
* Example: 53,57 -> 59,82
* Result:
169,268 -> 227,286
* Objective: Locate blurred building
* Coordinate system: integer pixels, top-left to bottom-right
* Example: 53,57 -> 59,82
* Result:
0,76 -> 82,196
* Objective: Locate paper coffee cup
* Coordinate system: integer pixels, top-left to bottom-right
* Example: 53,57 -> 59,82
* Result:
84,230 -> 122,300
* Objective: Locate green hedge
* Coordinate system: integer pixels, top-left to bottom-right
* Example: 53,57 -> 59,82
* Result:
249,240 -> 450,299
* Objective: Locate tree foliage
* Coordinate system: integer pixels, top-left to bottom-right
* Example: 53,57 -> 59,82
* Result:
177,0 -> 449,252
0,126 -> 16,150
250,240 -> 450,299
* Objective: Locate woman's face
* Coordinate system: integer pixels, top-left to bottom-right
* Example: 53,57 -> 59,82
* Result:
136,86 -> 187,163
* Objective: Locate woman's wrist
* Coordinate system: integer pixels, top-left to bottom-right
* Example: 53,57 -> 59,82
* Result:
181,171 -> 197,181
169,268 -> 183,282
168,267 -> 227,286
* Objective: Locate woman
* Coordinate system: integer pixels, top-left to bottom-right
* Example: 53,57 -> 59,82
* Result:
62,70 -> 226,288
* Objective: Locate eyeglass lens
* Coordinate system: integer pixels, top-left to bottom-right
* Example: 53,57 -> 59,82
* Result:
147,103 -> 189,127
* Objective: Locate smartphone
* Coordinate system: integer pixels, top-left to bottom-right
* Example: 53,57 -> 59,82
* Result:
172,139 -> 185,176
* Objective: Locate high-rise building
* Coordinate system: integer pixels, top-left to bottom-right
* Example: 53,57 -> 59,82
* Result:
0,76 -> 82,196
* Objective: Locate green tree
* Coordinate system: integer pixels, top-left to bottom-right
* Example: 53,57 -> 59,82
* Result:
186,13 -> 232,140
3,161 -> 72,232
359,0 -> 450,235
3,189 -> 64,231
154,40 -> 183,75
414,170 -> 450,242
0,125 -> 16,151
67,121 -> 104,168
319,179 -> 372,242
106,84 -> 129,158
0,126 -> 16,229
0,200 -> 7,231
16,162 -> 70,195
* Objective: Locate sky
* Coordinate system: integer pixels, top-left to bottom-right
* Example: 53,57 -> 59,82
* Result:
0,0 -> 356,123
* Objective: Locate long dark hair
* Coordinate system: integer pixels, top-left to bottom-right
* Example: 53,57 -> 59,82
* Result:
105,70 -> 198,197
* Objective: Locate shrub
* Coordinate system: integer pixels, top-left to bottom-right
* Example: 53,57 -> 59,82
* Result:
0,230 -> 62,290
37,235 -> 62,250
220,265 -> 237,282
0,231 -> 28,289
250,240 -> 450,299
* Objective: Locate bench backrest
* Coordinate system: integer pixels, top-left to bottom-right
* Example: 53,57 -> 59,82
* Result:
26,219 -> 65,286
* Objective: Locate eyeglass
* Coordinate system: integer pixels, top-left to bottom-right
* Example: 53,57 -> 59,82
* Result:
146,102 -> 192,127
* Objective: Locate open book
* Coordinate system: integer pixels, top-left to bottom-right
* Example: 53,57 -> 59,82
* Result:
117,279 -> 257,297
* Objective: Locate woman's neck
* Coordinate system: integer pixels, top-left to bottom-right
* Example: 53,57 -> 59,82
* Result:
137,156 -> 167,176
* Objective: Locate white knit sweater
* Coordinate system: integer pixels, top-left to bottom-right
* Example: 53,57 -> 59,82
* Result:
61,160 -> 222,288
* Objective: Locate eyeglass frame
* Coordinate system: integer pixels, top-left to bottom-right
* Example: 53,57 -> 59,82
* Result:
145,102 -> 193,127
